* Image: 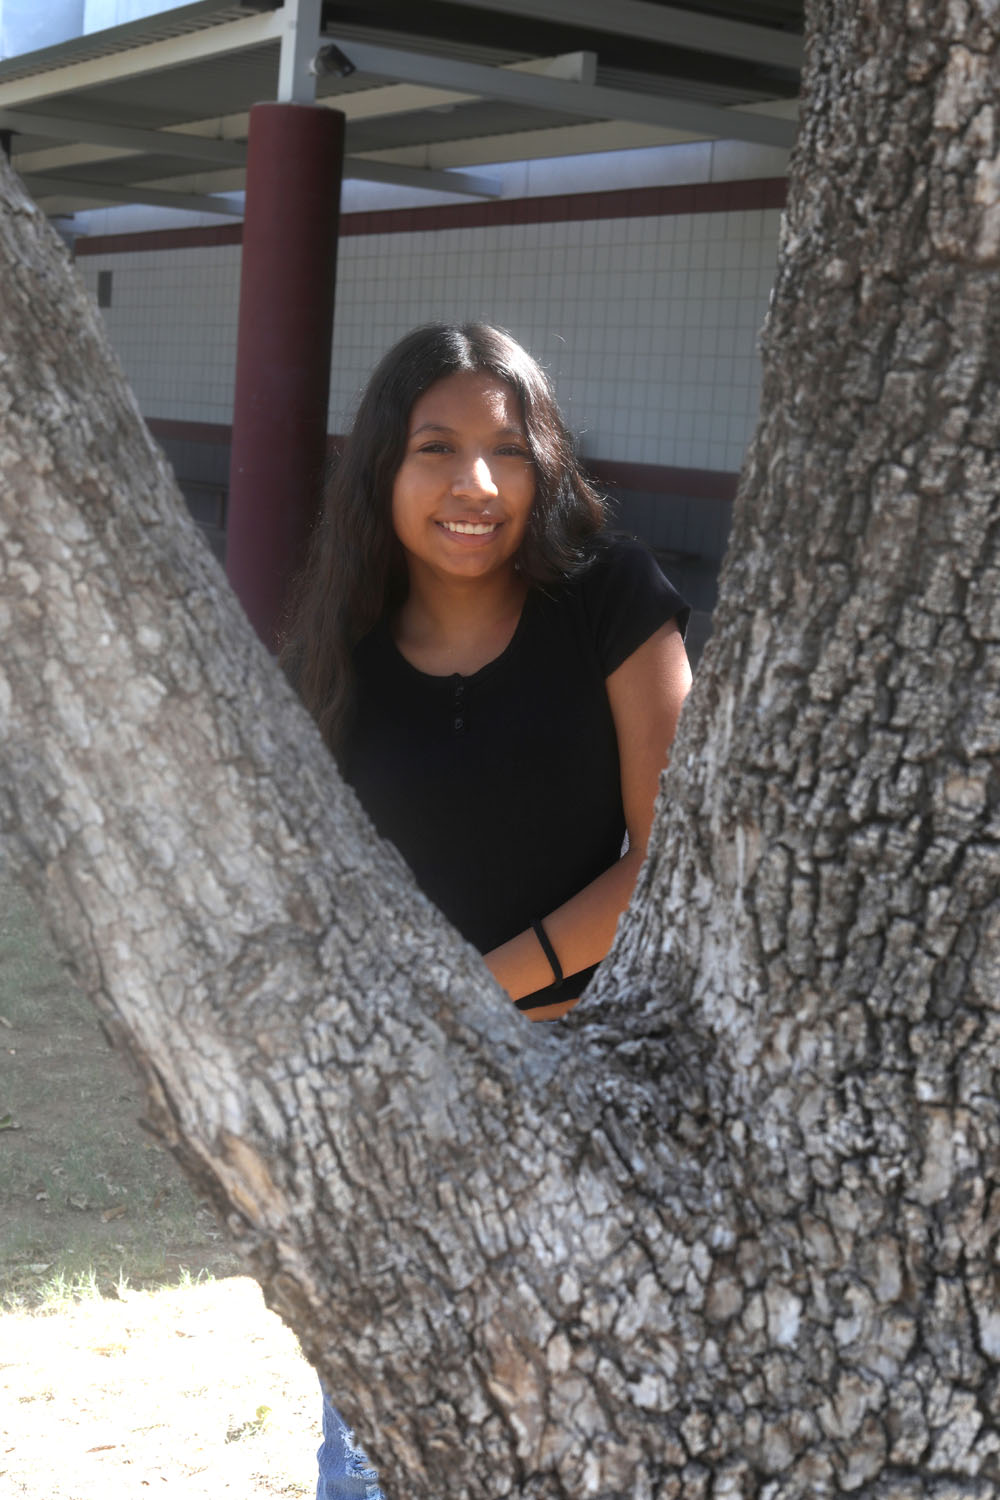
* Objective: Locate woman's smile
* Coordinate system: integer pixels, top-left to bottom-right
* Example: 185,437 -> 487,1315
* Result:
437,518 -> 502,537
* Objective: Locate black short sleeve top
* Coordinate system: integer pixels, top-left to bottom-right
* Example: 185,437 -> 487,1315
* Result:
343,536 -> 689,1008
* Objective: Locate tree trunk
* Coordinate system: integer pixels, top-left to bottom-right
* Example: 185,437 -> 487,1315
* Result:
2,2 -> 999,1494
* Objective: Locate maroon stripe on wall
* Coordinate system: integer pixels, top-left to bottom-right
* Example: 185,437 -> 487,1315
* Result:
586,457 -> 738,502
147,417 -> 737,499
76,177 -> 787,257
342,176 -> 786,239
147,416 -> 232,444
77,223 -> 244,256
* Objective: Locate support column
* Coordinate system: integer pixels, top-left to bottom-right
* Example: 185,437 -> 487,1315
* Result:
226,102 -> 344,649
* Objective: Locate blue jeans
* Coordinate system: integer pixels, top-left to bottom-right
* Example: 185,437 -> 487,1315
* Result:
316,1387 -> 385,1500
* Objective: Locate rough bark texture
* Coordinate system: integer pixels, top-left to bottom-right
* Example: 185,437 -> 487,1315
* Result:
1,3 -> 999,1495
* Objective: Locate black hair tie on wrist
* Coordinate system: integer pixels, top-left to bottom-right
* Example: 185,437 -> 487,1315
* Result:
530,918 -> 563,988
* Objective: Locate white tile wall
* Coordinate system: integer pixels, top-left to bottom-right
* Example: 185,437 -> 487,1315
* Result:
77,204 -> 780,475
80,245 -> 241,427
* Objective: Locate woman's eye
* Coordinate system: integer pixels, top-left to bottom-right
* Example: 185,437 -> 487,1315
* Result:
497,445 -> 530,459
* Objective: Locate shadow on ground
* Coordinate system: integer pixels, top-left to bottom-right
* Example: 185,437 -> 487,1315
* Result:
0,878 -> 241,1304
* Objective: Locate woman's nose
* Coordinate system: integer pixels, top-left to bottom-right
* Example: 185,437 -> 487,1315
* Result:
452,454 -> 499,498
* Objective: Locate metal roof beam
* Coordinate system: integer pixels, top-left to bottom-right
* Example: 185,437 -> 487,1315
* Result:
128,156 -> 501,196
0,9 -> 284,108
21,173 -> 245,216
277,0 -> 322,104
447,0 -> 803,71
342,158 -> 500,196
353,118 -> 709,167
322,38 -> 798,148
0,108 -> 247,164
12,143 -> 500,198
23,153 -> 498,206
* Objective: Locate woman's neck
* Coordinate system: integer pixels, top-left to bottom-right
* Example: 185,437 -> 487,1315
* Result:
393,566 -> 529,677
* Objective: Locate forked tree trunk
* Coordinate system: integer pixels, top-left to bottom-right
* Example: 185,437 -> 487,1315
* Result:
2,2 -> 999,1494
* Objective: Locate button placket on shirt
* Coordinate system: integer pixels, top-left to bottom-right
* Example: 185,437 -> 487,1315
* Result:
452,676 -> 466,733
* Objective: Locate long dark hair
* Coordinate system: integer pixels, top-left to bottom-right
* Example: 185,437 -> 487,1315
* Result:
282,322 -> 606,754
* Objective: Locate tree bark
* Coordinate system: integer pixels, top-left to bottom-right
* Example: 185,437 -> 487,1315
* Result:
2,2 -> 1000,1494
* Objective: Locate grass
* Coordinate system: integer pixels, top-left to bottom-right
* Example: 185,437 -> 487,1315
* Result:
0,876 -> 89,1026
0,1254 -> 218,1314
1,1262 -> 217,1314
31,1265 -> 103,1312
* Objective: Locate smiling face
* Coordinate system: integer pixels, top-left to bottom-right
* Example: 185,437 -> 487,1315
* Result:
390,370 -> 537,590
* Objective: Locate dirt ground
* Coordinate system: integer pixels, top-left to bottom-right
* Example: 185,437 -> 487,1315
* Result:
0,878 -> 324,1498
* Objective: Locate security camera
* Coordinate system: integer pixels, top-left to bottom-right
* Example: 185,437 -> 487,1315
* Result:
310,44 -> 356,78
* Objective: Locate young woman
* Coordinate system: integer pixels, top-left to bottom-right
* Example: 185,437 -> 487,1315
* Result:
283,322 -> 692,1496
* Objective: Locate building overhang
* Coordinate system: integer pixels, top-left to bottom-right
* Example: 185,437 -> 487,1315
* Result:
0,0 -> 803,219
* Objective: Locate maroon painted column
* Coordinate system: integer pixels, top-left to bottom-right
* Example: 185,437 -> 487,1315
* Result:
226,102 -> 344,648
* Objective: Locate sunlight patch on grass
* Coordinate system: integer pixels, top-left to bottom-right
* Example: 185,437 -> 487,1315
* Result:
0,1275 -> 319,1498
